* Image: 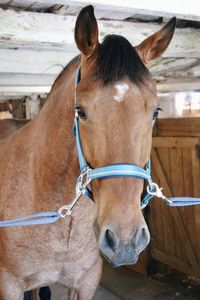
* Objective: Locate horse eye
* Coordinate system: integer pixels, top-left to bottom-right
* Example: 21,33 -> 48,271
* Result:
153,107 -> 163,120
75,106 -> 87,120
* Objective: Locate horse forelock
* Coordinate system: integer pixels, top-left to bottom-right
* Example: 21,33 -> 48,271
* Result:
95,35 -> 150,85
52,35 -> 150,92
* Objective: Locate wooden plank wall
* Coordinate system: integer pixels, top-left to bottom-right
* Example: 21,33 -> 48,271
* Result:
149,118 -> 200,278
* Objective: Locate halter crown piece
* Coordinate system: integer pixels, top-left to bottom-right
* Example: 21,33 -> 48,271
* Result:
0,67 -> 200,227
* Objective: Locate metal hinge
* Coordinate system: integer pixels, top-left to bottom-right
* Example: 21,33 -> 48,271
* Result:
195,144 -> 200,159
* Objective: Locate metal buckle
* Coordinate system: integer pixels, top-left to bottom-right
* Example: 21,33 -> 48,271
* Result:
141,200 -> 149,210
75,109 -> 79,119
77,168 -> 91,193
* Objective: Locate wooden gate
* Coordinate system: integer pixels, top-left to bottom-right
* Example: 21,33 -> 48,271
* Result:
149,118 -> 200,277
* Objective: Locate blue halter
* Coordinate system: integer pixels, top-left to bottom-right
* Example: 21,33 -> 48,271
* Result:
74,67 -> 154,209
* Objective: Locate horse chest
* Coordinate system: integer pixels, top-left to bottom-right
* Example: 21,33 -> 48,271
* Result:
24,201 -> 99,289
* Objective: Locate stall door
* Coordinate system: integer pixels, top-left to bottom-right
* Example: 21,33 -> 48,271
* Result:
149,136 -> 200,277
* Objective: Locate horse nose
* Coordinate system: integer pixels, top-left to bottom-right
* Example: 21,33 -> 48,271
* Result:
99,225 -> 150,266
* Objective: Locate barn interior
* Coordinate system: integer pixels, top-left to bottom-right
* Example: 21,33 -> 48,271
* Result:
0,1 -> 200,299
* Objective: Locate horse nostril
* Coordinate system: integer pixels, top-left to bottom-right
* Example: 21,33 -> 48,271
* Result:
105,229 -> 118,252
133,225 -> 150,251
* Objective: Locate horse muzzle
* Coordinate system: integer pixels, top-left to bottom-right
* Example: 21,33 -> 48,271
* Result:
98,225 -> 150,267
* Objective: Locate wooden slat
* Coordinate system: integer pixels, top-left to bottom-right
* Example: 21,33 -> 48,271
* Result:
182,149 -> 200,264
152,248 -> 200,278
153,137 -> 199,148
169,148 -> 187,260
0,73 -> 57,86
158,118 -> 198,130
151,149 -> 176,257
191,145 -> 200,259
0,86 -> 50,94
153,148 -> 173,256
156,118 -> 200,137
149,199 -> 165,254
151,146 -> 199,267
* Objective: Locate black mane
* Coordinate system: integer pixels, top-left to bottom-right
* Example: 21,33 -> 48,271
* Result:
96,35 -> 150,85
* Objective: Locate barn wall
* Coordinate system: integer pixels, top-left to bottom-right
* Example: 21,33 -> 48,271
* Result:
149,118 -> 200,278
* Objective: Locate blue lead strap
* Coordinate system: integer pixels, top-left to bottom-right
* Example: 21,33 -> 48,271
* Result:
0,212 -> 60,227
167,197 -> 200,207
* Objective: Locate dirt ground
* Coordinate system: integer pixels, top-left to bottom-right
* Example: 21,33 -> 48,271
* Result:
38,262 -> 200,300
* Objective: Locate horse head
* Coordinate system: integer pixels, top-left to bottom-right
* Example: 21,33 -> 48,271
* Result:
74,6 -> 176,267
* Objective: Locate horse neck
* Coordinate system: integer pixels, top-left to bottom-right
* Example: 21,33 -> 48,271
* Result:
32,61 -> 79,198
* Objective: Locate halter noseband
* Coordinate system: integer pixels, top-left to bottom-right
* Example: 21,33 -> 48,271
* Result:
73,67 -> 155,209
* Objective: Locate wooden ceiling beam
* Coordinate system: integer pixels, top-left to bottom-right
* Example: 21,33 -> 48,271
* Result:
1,0 -> 199,22
0,48 -> 76,74
150,58 -> 199,76
157,81 -> 200,92
1,79 -> 199,99
0,9 -> 199,58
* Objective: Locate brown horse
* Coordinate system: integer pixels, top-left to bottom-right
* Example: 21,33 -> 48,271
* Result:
0,6 -> 176,300
0,119 -> 29,140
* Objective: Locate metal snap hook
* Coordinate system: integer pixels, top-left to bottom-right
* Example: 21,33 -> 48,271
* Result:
58,170 -> 92,218
57,205 -> 72,218
147,183 -> 165,199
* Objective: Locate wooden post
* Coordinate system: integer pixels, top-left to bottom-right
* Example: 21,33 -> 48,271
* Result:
25,95 -> 41,119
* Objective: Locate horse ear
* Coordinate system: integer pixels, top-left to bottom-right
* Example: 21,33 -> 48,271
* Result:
75,5 -> 99,58
135,17 -> 176,64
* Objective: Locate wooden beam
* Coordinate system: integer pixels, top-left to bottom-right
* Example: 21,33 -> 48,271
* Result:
0,48 -> 198,86
0,49 -> 76,74
68,0 -> 200,22
0,69 -> 198,89
189,65 -> 200,77
150,58 -> 198,76
26,95 -> 41,119
157,81 -> 200,92
5,0 -> 200,22
0,73 -> 57,86
0,9 -> 199,58
0,86 -> 50,93
153,137 -> 199,148
1,79 -> 199,98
